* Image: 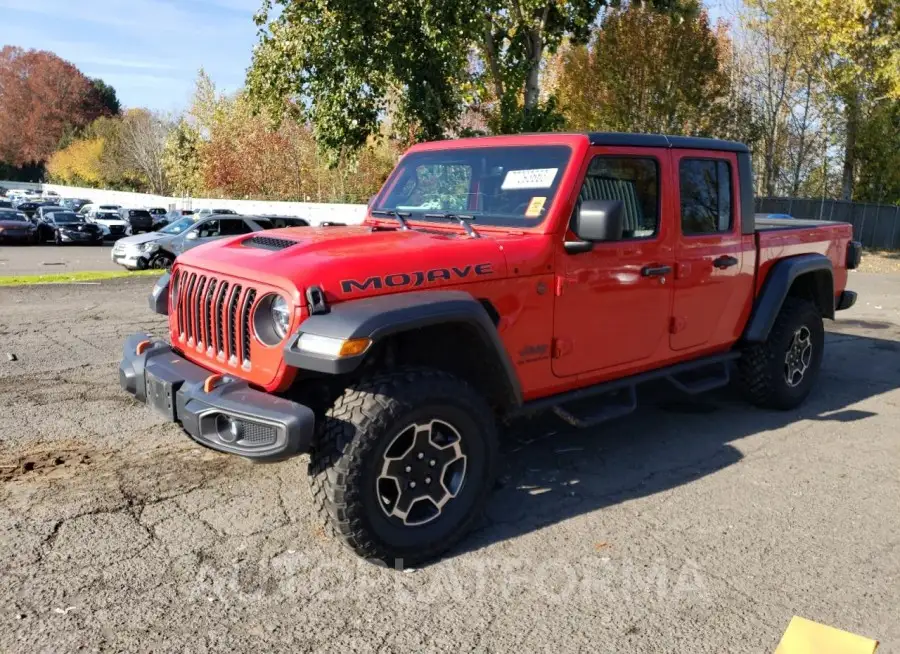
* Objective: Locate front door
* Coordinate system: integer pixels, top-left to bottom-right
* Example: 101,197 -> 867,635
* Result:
552,148 -> 675,377
670,151 -> 753,352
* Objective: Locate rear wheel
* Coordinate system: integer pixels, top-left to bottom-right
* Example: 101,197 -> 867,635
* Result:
738,298 -> 824,409
309,368 -> 498,566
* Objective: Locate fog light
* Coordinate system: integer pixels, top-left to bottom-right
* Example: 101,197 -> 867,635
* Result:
215,415 -> 242,443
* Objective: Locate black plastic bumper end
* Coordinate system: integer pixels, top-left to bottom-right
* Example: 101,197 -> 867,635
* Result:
119,333 -> 314,461
835,290 -> 857,312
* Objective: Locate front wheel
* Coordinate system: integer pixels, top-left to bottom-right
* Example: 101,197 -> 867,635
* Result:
150,252 -> 174,270
738,298 -> 825,410
309,368 -> 498,566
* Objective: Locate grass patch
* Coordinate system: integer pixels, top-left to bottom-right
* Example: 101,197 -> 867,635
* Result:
0,269 -> 162,286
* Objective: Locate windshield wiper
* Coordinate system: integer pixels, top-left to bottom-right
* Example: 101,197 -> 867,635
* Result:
423,212 -> 480,239
370,209 -> 412,231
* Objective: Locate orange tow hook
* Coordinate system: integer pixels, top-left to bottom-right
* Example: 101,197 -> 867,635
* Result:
135,340 -> 151,355
203,374 -> 225,394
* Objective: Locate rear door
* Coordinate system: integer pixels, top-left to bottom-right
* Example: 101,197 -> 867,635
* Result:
552,147 -> 675,377
670,151 -> 754,351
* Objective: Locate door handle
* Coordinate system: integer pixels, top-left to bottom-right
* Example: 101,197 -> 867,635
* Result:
713,255 -> 739,269
641,265 -> 672,277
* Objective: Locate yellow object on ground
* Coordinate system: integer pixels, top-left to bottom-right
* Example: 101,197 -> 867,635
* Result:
775,616 -> 878,654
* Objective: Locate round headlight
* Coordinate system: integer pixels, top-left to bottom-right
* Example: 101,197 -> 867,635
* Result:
271,296 -> 291,340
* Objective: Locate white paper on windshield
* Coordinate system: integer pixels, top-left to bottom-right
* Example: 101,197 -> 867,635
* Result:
501,168 -> 559,190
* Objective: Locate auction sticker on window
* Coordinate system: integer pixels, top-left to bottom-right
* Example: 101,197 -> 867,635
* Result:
501,168 -> 559,190
525,196 -> 547,217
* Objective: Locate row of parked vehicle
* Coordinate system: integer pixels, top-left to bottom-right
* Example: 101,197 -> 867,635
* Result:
111,213 -> 317,270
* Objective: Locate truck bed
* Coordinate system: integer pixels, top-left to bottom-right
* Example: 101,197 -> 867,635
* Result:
755,216 -> 841,231
753,216 -> 854,299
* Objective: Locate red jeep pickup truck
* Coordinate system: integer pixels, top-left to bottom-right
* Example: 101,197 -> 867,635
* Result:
120,133 -> 861,565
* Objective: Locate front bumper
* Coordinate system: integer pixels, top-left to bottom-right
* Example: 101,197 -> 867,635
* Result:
119,333 -> 315,460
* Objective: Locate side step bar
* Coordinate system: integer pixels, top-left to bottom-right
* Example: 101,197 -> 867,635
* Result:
514,351 -> 741,429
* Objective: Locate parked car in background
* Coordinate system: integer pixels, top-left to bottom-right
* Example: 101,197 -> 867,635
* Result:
147,207 -> 170,231
82,204 -> 130,239
42,190 -> 61,202
253,216 -> 311,229
62,198 -> 92,213
46,212 -> 104,245
118,208 -> 154,234
195,208 -> 238,218
36,204 -> 67,222
0,199 -> 12,209
0,208 -> 39,244
15,201 -> 55,219
111,214 -> 280,270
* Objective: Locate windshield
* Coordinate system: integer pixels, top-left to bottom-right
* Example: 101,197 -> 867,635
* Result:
0,211 -> 27,221
374,145 -> 572,228
161,216 -> 196,234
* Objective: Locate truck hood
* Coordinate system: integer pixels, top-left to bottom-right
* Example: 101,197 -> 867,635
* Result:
177,225 -> 512,303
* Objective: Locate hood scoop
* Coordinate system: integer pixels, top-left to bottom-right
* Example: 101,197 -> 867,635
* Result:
242,235 -> 300,251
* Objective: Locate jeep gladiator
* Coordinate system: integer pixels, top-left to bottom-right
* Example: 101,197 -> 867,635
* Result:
120,133 -> 861,565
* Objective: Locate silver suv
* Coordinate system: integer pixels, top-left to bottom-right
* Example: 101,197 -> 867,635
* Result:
111,214 -> 309,270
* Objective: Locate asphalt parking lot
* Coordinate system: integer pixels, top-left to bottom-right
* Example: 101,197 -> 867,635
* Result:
0,244 -> 120,275
0,272 -> 898,653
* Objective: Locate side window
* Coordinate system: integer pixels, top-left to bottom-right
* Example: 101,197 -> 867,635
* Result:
679,159 -> 732,234
196,220 -> 221,238
220,219 -> 253,235
575,156 -> 659,239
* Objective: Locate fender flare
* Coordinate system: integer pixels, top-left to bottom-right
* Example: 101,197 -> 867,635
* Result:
743,254 -> 834,343
283,290 -> 522,405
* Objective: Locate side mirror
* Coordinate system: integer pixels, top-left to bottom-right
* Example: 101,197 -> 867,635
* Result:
185,231 -> 198,240
565,199 -> 624,253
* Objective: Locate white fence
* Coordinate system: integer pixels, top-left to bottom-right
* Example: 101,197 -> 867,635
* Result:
0,181 -> 368,226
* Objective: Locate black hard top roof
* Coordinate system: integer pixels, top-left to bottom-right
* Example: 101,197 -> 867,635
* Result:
587,132 -> 749,153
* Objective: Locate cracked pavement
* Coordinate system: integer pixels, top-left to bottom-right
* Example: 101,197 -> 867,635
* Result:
1,273 -> 899,653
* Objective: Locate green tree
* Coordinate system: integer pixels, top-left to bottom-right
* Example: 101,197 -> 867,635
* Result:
89,78 -> 121,115
162,119 -> 203,196
246,0 -> 687,156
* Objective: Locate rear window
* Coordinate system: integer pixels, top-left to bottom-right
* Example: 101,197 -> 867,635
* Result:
129,210 -> 151,218
99,205 -> 119,210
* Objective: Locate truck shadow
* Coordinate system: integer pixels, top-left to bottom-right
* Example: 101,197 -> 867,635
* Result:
453,327 -> 900,560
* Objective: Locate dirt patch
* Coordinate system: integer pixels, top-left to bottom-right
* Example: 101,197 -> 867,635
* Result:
859,251 -> 900,274
0,446 -> 95,482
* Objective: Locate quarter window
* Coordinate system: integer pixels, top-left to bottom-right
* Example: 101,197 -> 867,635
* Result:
679,159 -> 732,234
575,156 -> 659,239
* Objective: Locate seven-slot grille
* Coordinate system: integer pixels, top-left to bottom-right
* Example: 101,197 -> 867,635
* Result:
171,269 -> 258,369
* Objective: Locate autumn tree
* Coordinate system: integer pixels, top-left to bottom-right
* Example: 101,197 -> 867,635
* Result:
0,47 -> 112,167
547,4 -> 755,141
46,138 -> 105,186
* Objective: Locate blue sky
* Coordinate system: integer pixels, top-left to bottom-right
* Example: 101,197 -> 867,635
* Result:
1,0 -> 736,114
0,0 -> 262,112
